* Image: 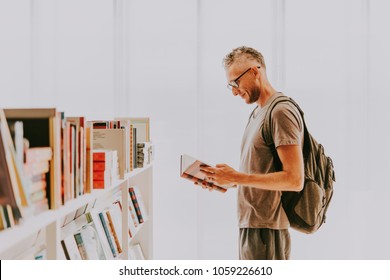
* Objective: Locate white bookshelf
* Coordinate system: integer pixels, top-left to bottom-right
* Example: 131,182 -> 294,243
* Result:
0,164 -> 153,260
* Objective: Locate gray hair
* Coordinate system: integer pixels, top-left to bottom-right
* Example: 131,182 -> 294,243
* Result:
223,46 -> 266,69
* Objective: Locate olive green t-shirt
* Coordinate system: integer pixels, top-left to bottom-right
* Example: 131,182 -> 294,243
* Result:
238,92 -> 304,229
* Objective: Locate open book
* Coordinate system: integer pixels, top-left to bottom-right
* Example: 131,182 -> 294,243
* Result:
180,154 -> 235,193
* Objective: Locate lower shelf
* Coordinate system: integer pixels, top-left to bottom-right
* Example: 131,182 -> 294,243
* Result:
0,164 -> 153,259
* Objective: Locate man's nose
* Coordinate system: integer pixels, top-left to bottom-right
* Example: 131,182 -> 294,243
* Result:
232,87 -> 240,96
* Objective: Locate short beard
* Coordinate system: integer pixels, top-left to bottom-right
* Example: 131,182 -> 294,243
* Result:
248,88 -> 260,104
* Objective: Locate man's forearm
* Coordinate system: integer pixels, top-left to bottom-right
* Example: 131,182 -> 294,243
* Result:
236,171 -> 303,192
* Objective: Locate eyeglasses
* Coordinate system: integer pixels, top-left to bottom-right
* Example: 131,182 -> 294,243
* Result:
227,66 -> 261,90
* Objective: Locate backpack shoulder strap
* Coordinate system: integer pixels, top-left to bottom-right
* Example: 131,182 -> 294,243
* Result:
262,95 -> 295,145
262,95 -> 310,170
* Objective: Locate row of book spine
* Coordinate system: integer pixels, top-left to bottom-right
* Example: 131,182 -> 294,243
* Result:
0,108 -> 151,233
60,185 -> 148,260
92,150 -> 119,189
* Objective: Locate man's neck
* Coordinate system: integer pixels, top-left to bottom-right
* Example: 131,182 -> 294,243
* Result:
257,88 -> 278,108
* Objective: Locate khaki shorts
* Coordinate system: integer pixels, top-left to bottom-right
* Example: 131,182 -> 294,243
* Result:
239,228 -> 291,260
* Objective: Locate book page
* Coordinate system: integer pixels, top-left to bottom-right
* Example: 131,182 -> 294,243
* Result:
180,154 -> 235,192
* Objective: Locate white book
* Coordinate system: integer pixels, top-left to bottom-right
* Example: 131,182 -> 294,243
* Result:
93,129 -> 127,179
109,202 -> 124,242
87,208 -> 115,260
79,223 -> 106,260
61,234 -> 82,260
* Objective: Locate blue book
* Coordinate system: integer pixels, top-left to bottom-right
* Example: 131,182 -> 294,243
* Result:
98,212 -> 117,258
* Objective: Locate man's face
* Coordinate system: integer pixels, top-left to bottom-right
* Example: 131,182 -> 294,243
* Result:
226,64 -> 260,104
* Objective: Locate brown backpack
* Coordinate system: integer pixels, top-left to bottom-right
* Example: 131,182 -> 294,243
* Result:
262,95 -> 335,234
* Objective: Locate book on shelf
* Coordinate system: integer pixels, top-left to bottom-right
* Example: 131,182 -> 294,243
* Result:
61,213 -> 74,228
2,204 -> 16,228
0,204 -> 20,230
91,120 -> 129,175
128,186 -> 148,224
23,147 -> 52,214
23,161 -> 49,178
92,149 -> 119,190
66,117 -> 86,195
0,110 -> 24,227
99,210 -> 118,258
180,154 -> 236,193
61,119 -> 71,203
60,206 -> 86,232
115,199 -> 138,238
93,161 -> 113,172
74,231 -> 89,260
71,223 -> 106,260
85,121 -> 93,195
92,179 -> 110,190
64,116 -> 86,197
63,116 -> 88,201
87,208 -> 118,259
82,221 -> 106,260
93,149 -> 111,162
105,209 -> 122,254
7,120 -> 24,165
3,108 -> 62,209
127,201 -> 138,237
92,129 -> 127,179
61,234 -> 82,260
60,209 -> 108,260
90,121 -> 110,130
74,204 -> 88,220
113,120 -> 130,173
114,118 -> 150,171
92,170 -> 111,182
109,203 -> 125,248
115,117 -> 150,143
25,147 -> 52,164
0,207 -> 5,230
84,200 -> 95,215
136,142 -> 153,168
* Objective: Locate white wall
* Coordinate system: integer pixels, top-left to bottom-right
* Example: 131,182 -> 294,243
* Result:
1,0 -> 390,260
197,0 -> 277,259
125,0 -> 199,259
0,0 -> 31,106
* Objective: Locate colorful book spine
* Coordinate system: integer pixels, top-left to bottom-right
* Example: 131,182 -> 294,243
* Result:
74,232 -> 88,260
93,151 -> 109,162
98,212 -> 117,258
92,150 -> 112,189
128,187 -> 143,224
106,210 -> 122,254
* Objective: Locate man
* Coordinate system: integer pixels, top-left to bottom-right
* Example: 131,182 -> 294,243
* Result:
200,46 -> 304,260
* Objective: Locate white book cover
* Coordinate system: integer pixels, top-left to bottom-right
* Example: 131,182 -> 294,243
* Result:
92,129 -> 126,179
79,223 -> 106,260
87,208 -> 115,260
61,234 -> 82,260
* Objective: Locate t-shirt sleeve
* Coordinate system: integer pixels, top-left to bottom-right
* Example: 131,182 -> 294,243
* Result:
271,102 -> 304,148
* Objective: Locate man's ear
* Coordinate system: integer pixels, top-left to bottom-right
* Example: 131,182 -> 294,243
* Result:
252,66 -> 261,77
